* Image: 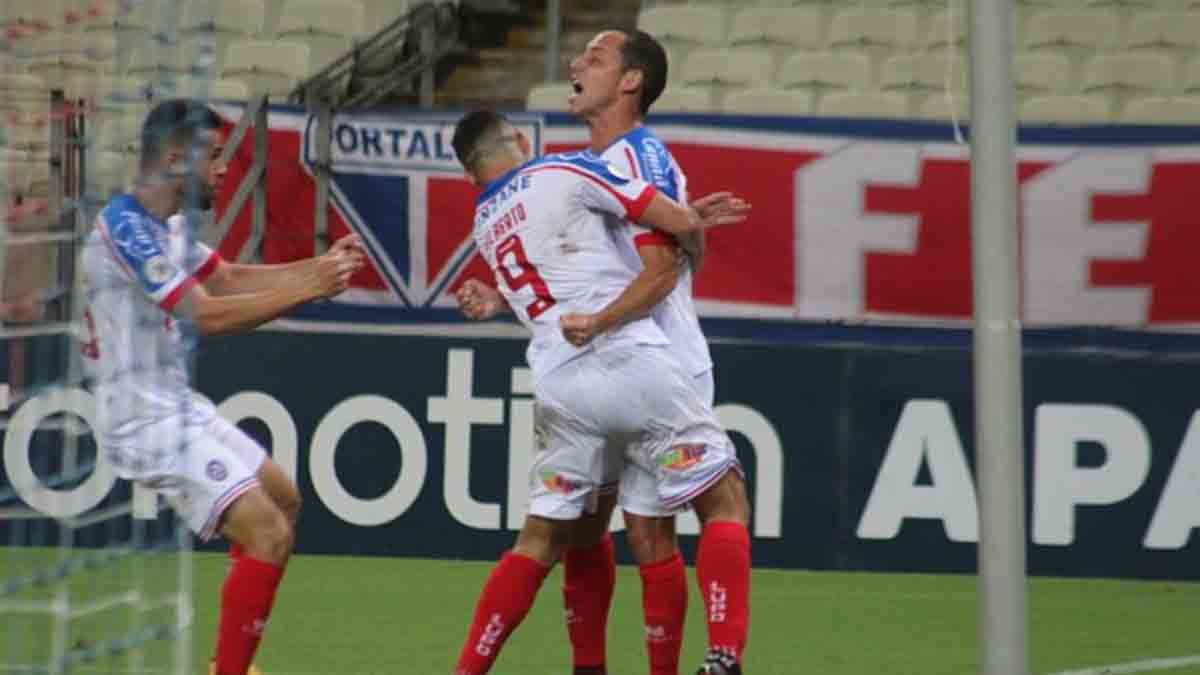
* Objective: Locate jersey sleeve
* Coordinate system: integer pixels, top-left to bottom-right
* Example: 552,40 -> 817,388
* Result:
187,240 -> 221,283
97,211 -> 197,312
571,158 -> 658,222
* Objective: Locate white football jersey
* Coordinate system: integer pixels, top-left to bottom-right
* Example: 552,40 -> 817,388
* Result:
81,194 -> 219,477
601,126 -> 713,377
473,151 -> 670,381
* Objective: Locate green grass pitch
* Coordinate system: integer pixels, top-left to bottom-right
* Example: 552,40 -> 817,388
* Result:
5,551 -> 1200,674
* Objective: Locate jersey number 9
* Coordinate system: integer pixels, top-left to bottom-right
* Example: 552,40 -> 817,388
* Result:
496,234 -> 556,319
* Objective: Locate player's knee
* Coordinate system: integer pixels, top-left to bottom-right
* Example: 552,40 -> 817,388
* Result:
280,488 -> 302,526
694,471 -> 750,527
244,510 -> 294,565
514,516 -> 569,566
625,514 -> 677,565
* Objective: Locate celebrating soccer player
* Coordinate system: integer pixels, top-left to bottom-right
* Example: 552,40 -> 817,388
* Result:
81,99 -> 365,675
450,109 -> 750,675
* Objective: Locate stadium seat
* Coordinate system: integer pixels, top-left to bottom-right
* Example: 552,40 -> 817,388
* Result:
1023,10 -> 1121,53
221,40 -> 312,97
525,81 -> 572,111
652,86 -> 716,113
0,74 -> 49,110
63,75 -> 153,121
917,93 -> 970,120
922,9 -> 967,52
1081,53 -> 1175,97
90,149 -> 132,194
637,6 -> 726,54
93,116 -> 144,153
182,0 -> 267,73
879,55 -> 967,94
1014,53 -> 1072,98
1187,56 -> 1200,93
1020,95 -> 1111,123
276,0 -> 366,73
722,87 -> 814,115
0,0 -> 55,32
728,8 -> 823,52
817,91 -> 910,118
1125,12 -> 1200,53
1,114 -> 50,151
360,0 -> 411,27
827,9 -> 920,52
174,76 -> 253,101
26,34 -> 119,82
1122,96 -> 1200,123
777,52 -> 871,93
125,44 -> 186,79
683,48 -> 774,89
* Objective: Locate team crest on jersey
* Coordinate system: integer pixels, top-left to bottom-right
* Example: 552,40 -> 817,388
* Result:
205,460 -> 228,482
143,255 -> 173,285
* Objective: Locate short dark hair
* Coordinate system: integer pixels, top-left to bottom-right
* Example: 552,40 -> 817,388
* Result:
451,109 -> 509,173
619,30 -> 668,116
140,99 -> 222,169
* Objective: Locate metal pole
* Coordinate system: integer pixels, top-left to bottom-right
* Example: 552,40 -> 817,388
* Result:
545,0 -> 561,83
240,99 -> 269,263
314,99 -> 332,255
968,2 -> 1028,675
419,18 -> 435,109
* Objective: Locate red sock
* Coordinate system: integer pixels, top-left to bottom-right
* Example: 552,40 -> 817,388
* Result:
562,534 -> 615,669
640,552 -> 688,675
696,521 -> 751,663
213,555 -> 284,675
455,552 -> 550,675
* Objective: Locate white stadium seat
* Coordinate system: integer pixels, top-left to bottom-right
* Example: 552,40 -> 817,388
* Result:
1024,10 -> 1121,52
1187,57 -> 1200,93
817,92 -> 910,118
360,0 -> 411,28
1082,53 -> 1176,96
525,81 -> 572,111
1014,53 -> 1072,97
828,9 -> 920,52
652,86 -> 717,113
1125,12 -> 1200,53
879,55 -> 967,94
1021,95 -> 1111,123
922,10 -> 967,52
722,87 -> 814,115
638,6 -> 726,47
917,93 -> 970,121
182,0 -> 267,73
276,0 -> 366,72
0,74 -> 48,110
26,34 -> 119,81
1122,96 -> 1200,123
683,49 -> 774,89
221,40 -> 312,97
729,8 -> 824,51
777,53 -> 871,92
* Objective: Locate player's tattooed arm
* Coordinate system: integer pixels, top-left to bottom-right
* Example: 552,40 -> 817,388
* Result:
205,235 -> 366,296
560,243 -> 680,348
456,279 -> 511,320
175,246 -> 361,335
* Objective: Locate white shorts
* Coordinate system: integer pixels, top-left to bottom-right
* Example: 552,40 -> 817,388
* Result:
615,368 -> 736,518
127,415 -> 267,541
529,347 -> 736,520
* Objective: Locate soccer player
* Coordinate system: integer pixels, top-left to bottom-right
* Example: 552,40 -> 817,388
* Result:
459,29 -> 746,675
80,99 -> 365,675
450,109 -> 751,675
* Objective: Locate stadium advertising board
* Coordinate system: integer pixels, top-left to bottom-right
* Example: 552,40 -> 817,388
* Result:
4,332 -> 1199,580
214,105 -> 1200,329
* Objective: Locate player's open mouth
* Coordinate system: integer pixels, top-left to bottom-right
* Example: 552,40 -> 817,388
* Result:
569,78 -> 583,103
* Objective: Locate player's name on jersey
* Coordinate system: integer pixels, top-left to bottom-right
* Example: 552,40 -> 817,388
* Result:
305,117 -> 542,174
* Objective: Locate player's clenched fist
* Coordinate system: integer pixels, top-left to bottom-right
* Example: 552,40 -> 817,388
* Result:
456,278 -> 506,320
559,313 -> 601,347
311,245 -> 364,299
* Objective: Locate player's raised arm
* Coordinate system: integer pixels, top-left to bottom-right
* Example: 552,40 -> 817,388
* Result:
640,190 -> 751,236
175,248 -> 360,336
203,234 -> 366,296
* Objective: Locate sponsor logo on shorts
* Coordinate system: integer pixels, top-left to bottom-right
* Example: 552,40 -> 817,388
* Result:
540,470 -> 583,494
658,444 -> 708,471
206,459 -> 228,482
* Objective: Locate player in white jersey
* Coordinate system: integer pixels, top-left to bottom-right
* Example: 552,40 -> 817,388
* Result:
81,99 -> 364,675
459,30 -> 742,675
450,110 -> 751,675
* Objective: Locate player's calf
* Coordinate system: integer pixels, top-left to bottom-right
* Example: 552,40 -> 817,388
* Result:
689,471 -> 751,672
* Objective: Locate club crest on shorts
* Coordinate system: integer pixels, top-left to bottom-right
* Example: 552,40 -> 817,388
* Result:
659,444 -> 708,471
539,470 -> 583,494
206,459 -> 228,482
